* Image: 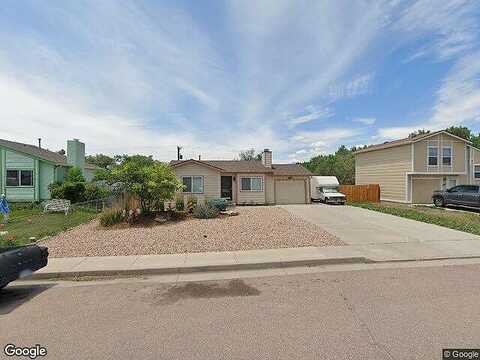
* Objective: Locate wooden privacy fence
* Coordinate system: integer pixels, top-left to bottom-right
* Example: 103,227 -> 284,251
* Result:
338,184 -> 380,203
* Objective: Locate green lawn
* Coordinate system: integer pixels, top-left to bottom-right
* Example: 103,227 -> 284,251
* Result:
0,208 -> 97,247
351,202 -> 480,236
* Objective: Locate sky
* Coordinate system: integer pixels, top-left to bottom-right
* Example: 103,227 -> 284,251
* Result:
0,0 -> 479,163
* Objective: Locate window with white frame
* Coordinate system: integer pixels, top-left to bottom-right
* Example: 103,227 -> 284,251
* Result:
428,145 -> 438,166
240,176 -> 263,191
182,176 -> 204,193
474,165 -> 480,180
6,170 -> 33,187
442,146 -> 452,166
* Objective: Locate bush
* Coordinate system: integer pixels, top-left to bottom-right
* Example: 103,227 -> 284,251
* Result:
99,208 -> 124,227
207,198 -> 228,212
170,210 -> 188,220
186,196 -> 197,213
175,197 -> 184,211
193,204 -> 219,219
83,182 -> 111,202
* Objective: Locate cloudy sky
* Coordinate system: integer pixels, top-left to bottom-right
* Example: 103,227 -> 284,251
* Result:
0,0 -> 479,162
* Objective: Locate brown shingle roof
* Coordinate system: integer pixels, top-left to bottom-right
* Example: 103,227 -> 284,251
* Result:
272,164 -> 313,176
0,138 -> 99,170
170,159 -> 312,176
354,130 -> 471,154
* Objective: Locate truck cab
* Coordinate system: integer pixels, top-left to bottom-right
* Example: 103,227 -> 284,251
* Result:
310,176 -> 346,205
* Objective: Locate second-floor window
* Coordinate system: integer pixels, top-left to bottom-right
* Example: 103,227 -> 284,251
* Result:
428,145 -> 438,166
442,146 -> 452,166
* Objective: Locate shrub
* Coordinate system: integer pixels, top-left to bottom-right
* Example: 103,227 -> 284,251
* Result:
170,210 -> 188,220
175,197 -> 184,211
193,204 -> 219,219
84,182 -> 111,202
207,198 -> 228,212
186,196 -> 197,213
99,208 -> 124,227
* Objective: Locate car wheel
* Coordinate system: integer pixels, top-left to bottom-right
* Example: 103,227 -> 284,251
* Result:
433,197 -> 444,207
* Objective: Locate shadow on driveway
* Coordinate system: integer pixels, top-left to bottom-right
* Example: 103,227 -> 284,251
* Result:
0,283 -> 54,315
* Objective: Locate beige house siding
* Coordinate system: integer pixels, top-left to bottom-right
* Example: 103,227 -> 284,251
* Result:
413,133 -> 466,173
174,163 -> 220,203
265,174 -> 275,204
237,173 -> 266,204
356,144 -> 412,202
471,147 -> 480,185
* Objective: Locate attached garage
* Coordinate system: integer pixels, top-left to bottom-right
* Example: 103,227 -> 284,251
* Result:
275,179 -> 307,204
411,177 -> 441,204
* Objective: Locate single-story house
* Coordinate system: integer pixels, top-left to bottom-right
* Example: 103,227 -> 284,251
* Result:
170,149 -> 312,205
354,130 -> 480,204
0,138 -> 98,202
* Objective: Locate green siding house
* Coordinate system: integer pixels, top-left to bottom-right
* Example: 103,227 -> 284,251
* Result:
0,138 -> 98,202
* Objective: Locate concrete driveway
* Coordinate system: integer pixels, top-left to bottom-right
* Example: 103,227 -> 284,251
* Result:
280,204 -> 480,246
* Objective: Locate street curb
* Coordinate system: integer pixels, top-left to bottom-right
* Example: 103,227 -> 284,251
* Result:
26,256 -> 370,280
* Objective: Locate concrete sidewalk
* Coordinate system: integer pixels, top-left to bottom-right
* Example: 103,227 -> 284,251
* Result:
28,238 -> 480,280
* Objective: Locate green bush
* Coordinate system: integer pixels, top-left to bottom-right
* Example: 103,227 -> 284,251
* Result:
99,208 -> 124,227
193,204 -> 219,219
186,196 -> 197,213
175,197 -> 184,211
207,198 -> 228,212
84,182 -> 111,202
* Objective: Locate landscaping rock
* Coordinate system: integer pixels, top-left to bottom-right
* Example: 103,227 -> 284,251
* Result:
222,210 -> 239,216
154,216 -> 169,224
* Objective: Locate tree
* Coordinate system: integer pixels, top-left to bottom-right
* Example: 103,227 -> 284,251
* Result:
302,145 -> 356,185
238,149 -> 262,161
85,154 -> 116,169
409,129 -> 430,138
446,126 -> 472,141
65,166 -> 85,183
97,155 -> 183,213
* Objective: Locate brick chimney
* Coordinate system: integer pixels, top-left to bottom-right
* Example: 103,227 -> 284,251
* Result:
261,149 -> 272,168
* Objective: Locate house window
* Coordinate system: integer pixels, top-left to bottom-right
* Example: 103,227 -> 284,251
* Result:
182,176 -> 203,193
442,146 -> 452,166
428,145 -> 438,166
474,165 -> 480,180
6,170 -> 33,187
240,177 -> 263,191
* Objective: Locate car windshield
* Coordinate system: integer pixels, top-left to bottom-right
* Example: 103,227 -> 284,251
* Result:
322,187 -> 338,193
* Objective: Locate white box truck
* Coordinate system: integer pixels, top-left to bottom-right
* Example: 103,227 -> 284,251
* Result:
310,176 -> 346,204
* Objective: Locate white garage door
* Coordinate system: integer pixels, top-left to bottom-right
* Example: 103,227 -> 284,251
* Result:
275,180 -> 306,204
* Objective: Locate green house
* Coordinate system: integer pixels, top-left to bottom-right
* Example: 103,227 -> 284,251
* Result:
0,138 -> 98,202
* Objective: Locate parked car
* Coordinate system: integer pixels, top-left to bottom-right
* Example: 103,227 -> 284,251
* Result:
432,185 -> 480,208
0,245 -> 49,289
310,176 -> 346,205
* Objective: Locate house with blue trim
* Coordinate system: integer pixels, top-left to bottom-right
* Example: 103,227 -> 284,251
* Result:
0,138 -> 98,202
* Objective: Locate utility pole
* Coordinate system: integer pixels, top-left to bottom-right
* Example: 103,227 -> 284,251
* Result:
177,146 -> 183,160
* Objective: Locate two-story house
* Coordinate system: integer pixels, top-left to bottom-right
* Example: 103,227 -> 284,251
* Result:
354,130 -> 480,204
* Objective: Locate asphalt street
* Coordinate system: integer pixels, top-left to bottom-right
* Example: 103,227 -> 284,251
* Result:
1,261 -> 479,360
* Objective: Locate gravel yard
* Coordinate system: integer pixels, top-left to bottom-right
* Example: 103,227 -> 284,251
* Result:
41,206 -> 343,257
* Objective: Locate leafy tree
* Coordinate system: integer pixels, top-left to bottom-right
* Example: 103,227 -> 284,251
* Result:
238,149 -> 262,161
446,126 -> 472,141
302,145 -> 355,185
471,134 -> 480,149
65,166 -> 85,183
85,154 -> 116,169
409,129 -> 430,138
97,155 -> 183,213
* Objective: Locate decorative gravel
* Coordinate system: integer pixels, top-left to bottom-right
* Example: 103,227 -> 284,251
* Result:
41,206 -> 344,257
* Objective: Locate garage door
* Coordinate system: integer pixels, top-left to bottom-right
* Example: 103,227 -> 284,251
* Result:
275,180 -> 306,204
412,178 -> 441,204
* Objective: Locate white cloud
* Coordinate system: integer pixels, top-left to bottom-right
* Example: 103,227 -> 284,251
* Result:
353,117 -> 376,125
394,0 -> 478,61
287,106 -> 333,128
